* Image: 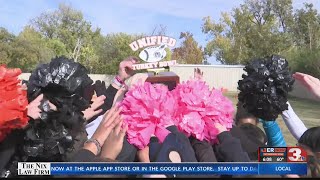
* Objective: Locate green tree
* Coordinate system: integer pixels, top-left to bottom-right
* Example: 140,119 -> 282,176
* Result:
0,28 -> 15,66
94,33 -> 143,74
8,26 -> 55,72
285,47 -> 320,78
46,38 -> 67,57
172,32 -> 204,64
202,11 -> 250,64
31,3 -> 101,63
283,3 -> 320,78
271,0 -> 294,33
202,0 -> 293,64
292,3 -> 320,50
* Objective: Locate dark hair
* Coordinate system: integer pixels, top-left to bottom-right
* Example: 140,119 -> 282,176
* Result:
235,102 -> 258,125
239,123 -> 267,146
298,126 -> 320,152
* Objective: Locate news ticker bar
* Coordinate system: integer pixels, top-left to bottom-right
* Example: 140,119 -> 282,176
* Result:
18,162 -> 307,176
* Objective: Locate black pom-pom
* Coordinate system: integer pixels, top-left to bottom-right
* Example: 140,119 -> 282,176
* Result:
238,55 -> 295,120
27,57 -> 93,101
23,57 -> 93,161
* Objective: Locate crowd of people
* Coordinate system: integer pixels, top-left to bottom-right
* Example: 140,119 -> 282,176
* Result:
0,55 -> 319,178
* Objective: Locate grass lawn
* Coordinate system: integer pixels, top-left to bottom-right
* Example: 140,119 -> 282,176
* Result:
224,92 -> 320,146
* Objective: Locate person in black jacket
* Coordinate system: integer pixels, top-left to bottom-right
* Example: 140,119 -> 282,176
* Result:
90,57 -> 139,121
74,57 -> 140,163
231,101 -> 267,161
189,137 -> 218,162
214,123 -> 251,162
87,57 -> 139,162
190,124 -> 260,163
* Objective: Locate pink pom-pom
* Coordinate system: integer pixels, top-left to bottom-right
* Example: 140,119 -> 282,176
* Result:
172,80 -> 234,144
120,82 -> 176,149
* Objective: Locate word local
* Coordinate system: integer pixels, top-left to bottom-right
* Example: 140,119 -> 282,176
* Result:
132,60 -> 177,70
129,36 -> 176,51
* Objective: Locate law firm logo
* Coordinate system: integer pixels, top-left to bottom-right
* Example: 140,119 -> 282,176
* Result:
287,147 -> 307,162
18,162 -> 51,175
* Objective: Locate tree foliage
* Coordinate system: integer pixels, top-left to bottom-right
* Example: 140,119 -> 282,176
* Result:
293,3 -> 320,50
0,4 -> 144,74
172,32 -> 204,64
31,3 -> 101,62
202,0 -> 320,77
1,26 -> 56,72
94,33 -> 143,74
1,1 -> 319,77
0,28 -> 15,66
0,4 -> 181,74
285,48 -> 320,78
202,0 -> 292,64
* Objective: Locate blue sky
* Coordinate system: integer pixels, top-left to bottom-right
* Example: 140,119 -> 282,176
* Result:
0,0 -> 319,64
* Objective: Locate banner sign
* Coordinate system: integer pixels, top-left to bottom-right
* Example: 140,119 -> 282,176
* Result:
17,162 -> 307,176
129,36 -> 177,65
132,60 -> 177,70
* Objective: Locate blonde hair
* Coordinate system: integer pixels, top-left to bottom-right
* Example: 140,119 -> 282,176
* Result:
112,73 -> 149,106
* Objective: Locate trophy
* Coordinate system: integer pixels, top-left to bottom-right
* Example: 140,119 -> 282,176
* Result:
129,35 -> 180,90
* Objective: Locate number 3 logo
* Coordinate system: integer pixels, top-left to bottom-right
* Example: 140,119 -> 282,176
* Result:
288,148 -> 301,161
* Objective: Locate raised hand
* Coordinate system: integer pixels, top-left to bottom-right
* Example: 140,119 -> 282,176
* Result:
293,72 -> 320,100
100,120 -> 128,160
194,68 -> 204,80
94,80 -> 107,97
82,95 -> 106,121
90,106 -> 123,149
118,57 -> 139,81
27,94 -> 56,120
27,94 -> 43,120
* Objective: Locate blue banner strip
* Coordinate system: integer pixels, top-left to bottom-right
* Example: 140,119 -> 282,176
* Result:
49,163 -> 307,175
258,163 -> 307,175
